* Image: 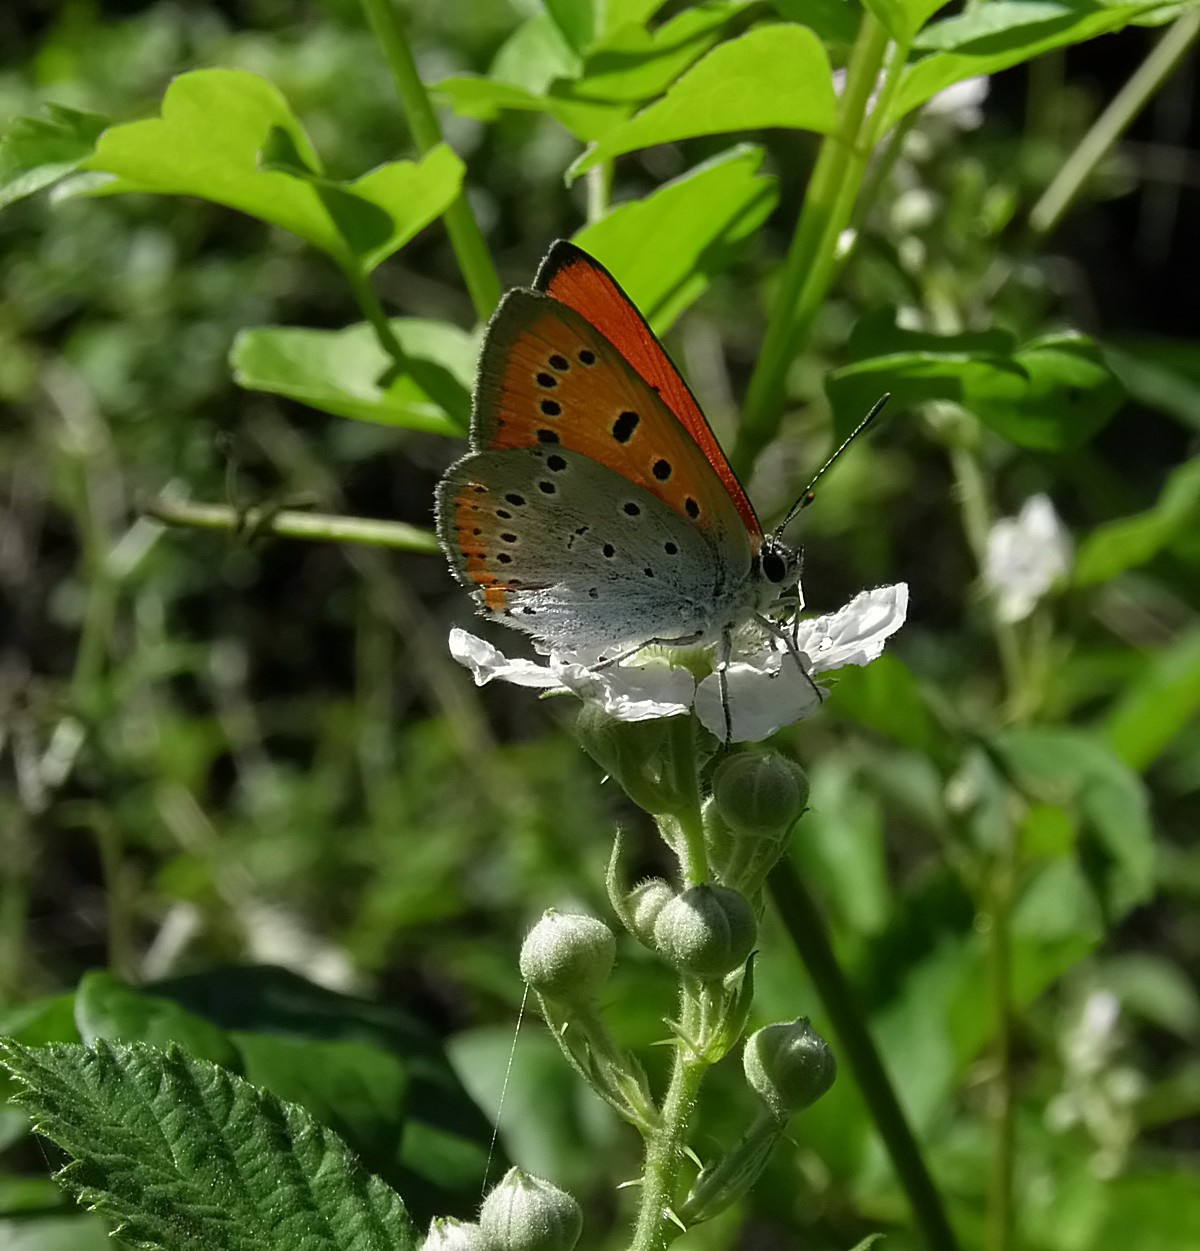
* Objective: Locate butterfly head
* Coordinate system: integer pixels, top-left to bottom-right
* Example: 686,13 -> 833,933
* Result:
752,535 -> 803,612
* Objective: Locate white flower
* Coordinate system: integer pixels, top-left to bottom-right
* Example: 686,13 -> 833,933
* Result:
983,494 -> 1073,622
449,584 -> 909,743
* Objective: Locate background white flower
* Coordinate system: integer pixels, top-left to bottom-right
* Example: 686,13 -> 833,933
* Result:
449,583 -> 909,743
983,494 -> 1073,622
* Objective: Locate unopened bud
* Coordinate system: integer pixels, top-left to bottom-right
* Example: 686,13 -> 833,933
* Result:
712,751 -> 808,837
420,1216 -> 489,1251
743,1018 -> 836,1122
520,911 -> 615,1006
479,1167 -> 582,1251
653,884 -> 756,980
624,878 -> 675,947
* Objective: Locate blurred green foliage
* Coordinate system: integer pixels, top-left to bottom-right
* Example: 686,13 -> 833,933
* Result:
1,0 -> 1199,1248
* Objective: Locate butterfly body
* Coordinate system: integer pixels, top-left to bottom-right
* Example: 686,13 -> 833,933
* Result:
436,242 -> 799,666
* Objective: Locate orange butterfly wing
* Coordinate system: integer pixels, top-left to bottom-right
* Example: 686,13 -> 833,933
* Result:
535,241 -> 761,539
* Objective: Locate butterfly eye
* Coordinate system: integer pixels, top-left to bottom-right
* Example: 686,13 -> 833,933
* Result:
761,551 -> 787,583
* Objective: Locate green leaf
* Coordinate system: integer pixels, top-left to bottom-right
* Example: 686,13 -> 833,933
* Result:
546,0 -> 599,53
232,1032 -> 410,1191
1104,338 -> 1200,432
991,728 -> 1155,917
770,0 -> 865,48
231,318 -> 475,433
825,653 -> 949,761
863,0 -> 947,40
828,320 -> 1122,449
1074,457 -> 1200,584
574,144 -> 778,333
83,70 -> 462,270
888,1 -> 1165,125
74,971 -> 242,1070
0,103 -> 108,209
0,1039 -> 416,1251
1102,627 -> 1200,771
556,2 -> 747,104
435,3 -> 744,142
569,24 -> 838,178
147,966 -> 495,1224
913,0 -> 1086,50
0,993 -> 80,1148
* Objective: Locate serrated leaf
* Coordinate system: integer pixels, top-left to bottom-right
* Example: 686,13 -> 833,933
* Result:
569,25 -> 838,178
147,966 -> 495,1224
82,69 -> 462,270
827,319 -> 1121,448
74,971 -> 241,1069
0,1039 -> 416,1251
231,318 -> 473,432
1074,457 -> 1200,584
0,103 -> 108,209
887,0 -> 1165,125
575,144 -> 777,333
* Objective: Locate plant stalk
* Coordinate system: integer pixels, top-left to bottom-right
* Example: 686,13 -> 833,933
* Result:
359,0 -> 501,318
146,498 -> 440,553
1030,11 -> 1200,234
733,14 -> 893,474
768,859 -> 962,1251
629,990 -> 708,1251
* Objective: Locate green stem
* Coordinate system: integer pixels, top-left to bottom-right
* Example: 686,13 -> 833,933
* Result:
587,162 -> 613,224
984,850 -> 1015,1251
948,446 -> 1024,713
341,261 -> 409,369
629,990 -> 708,1251
146,498 -> 440,553
667,718 -> 707,885
733,15 -> 894,475
768,860 -> 962,1251
359,0 -> 501,318
1030,11 -> 1200,235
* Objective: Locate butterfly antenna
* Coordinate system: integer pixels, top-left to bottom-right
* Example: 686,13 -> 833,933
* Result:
773,393 -> 890,538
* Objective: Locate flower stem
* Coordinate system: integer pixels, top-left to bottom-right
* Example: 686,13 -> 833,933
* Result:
1030,11 -> 1200,235
358,0 -> 501,319
629,989 -> 708,1251
984,847 -> 1016,1251
145,497 -> 440,553
341,260 -> 409,371
768,859 -> 962,1251
666,718 -> 707,885
733,14 -> 894,475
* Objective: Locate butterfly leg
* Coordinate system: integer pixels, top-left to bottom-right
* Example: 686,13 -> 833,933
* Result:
716,628 -> 733,743
592,631 -> 707,671
754,613 -> 825,708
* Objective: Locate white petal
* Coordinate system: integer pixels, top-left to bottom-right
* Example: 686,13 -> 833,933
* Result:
982,495 -> 1072,622
554,656 -> 695,722
695,659 -> 824,743
795,583 -> 910,674
448,628 -> 565,690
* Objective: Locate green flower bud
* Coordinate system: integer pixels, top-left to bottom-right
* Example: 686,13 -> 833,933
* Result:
479,1167 -> 582,1251
575,706 -> 670,812
420,1216 -> 489,1251
712,751 -> 809,838
653,884 -> 756,980
519,910 -> 615,1006
743,1018 -> 836,1122
625,878 -> 675,947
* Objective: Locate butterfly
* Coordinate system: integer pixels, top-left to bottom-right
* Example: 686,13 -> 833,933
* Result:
436,241 -> 820,733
